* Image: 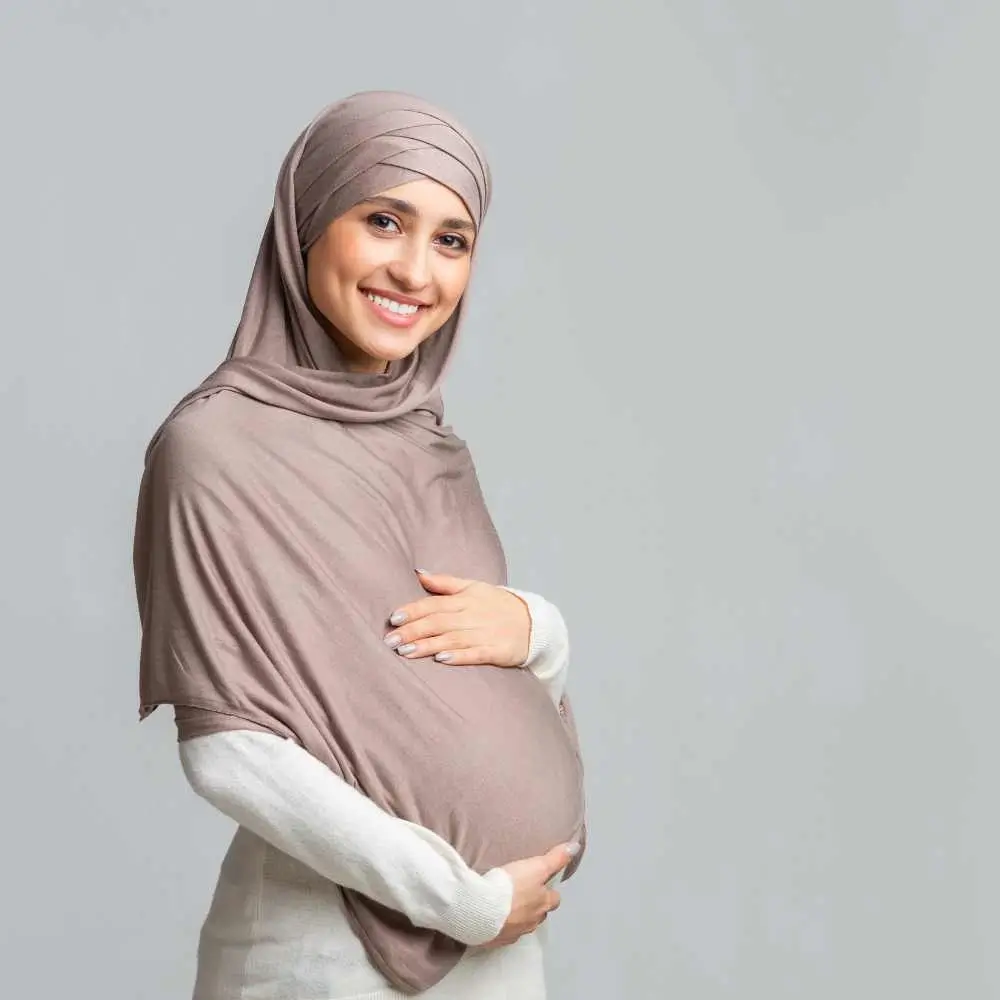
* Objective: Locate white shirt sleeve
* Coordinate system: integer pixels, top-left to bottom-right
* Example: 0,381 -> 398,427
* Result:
179,728 -> 513,946
502,588 -> 570,708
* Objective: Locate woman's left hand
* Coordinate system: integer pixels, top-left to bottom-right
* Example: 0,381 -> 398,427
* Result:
383,570 -> 531,668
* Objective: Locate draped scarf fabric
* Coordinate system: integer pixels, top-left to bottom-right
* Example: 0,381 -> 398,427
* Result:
134,91 -> 586,995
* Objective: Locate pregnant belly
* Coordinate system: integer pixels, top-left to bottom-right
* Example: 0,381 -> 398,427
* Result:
372,666 -> 586,872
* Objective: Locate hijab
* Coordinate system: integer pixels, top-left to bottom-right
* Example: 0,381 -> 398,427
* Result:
134,91 -> 586,994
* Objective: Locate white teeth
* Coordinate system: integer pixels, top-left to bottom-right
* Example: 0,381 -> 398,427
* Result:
366,292 -> 420,316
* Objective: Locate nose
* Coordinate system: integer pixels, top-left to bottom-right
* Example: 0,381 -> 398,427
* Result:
386,240 -> 432,293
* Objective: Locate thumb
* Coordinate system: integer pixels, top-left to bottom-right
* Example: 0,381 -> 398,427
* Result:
544,842 -> 579,878
415,569 -> 471,595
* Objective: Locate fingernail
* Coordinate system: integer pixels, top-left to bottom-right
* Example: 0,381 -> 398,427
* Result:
384,634 -> 403,649
565,842 -> 580,856
389,611 -> 408,626
434,651 -> 454,662
414,567 -> 429,575
397,643 -> 417,655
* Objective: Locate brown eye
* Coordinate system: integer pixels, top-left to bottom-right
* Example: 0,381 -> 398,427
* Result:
368,213 -> 401,233
436,233 -> 469,252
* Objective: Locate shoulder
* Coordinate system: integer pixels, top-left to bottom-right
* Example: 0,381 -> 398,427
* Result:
147,389 -> 258,487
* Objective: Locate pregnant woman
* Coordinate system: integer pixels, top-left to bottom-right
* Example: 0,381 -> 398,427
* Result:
133,91 -> 587,999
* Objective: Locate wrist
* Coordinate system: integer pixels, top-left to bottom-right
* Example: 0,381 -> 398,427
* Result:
501,587 -> 556,668
446,867 -> 513,945
499,586 -> 534,667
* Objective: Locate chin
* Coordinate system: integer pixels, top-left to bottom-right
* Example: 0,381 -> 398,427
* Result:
361,329 -> 433,364
364,342 -> 416,366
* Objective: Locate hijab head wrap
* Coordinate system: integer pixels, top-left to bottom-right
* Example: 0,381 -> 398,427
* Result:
134,92 -> 585,994
164,90 -> 489,427
213,90 -> 491,423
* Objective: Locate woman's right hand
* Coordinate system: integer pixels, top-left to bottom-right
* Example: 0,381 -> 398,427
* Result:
482,842 -> 579,948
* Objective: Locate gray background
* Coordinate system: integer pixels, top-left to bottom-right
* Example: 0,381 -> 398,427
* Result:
1,1 -> 997,997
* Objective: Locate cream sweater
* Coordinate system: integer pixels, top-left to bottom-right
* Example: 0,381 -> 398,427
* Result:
178,589 -> 571,999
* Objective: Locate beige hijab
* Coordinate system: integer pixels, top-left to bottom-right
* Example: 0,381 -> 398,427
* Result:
134,92 -> 586,994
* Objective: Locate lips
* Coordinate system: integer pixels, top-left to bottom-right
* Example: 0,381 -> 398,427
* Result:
361,286 -> 431,307
365,291 -> 421,316
361,289 -> 427,329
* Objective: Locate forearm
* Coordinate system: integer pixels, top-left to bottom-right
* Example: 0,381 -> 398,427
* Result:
178,724 -> 511,945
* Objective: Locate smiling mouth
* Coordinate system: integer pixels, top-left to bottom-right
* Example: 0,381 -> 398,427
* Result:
361,289 -> 429,328
363,290 -> 428,314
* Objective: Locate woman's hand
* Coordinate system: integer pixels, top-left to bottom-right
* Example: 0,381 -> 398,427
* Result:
481,843 -> 578,949
383,570 -> 531,668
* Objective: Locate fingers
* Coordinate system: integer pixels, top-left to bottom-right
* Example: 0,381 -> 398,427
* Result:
387,595 -> 463,629
384,612 -> 466,648
384,625 -> 486,664
484,875 -> 562,951
485,906 -> 556,949
391,634 -> 488,664
384,611 -> 498,665
544,842 -> 579,879
425,646 -> 492,666
415,570 -> 472,595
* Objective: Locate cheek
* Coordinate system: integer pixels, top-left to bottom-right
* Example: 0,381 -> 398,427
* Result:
325,228 -> 371,288
437,260 -> 472,309
308,231 -> 373,317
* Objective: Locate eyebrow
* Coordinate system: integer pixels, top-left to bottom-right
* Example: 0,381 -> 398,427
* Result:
363,195 -> 476,232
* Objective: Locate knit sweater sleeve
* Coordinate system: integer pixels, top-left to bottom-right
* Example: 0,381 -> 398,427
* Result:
502,588 -> 570,708
178,728 -> 513,946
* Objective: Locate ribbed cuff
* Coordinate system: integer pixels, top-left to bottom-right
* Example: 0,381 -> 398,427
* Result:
443,867 -> 513,946
501,587 -> 555,669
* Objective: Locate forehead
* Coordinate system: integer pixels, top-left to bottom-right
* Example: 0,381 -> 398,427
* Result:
366,179 -> 474,226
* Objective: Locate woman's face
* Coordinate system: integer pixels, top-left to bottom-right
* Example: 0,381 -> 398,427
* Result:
305,178 -> 476,373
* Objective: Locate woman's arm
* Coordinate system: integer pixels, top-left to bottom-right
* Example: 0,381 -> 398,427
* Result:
502,588 -> 570,708
178,720 -> 512,946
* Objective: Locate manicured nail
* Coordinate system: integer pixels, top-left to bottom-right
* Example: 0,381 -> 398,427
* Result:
565,842 -> 580,856
414,567 -> 429,574
434,651 -> 454,662
384,634 -> 402,649
397,643 -> 417,655
389,611 -> 408,626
